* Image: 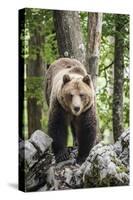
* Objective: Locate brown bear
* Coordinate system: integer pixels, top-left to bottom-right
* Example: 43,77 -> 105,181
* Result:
45,58 -> 97,164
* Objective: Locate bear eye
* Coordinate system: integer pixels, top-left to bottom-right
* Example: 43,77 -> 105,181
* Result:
70,94 -> 73,98
80,93 -> 85,98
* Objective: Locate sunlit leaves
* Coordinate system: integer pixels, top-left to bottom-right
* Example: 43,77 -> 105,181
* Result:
21,9 -> 129,139
26,77 -> 44,105
97,13 -> 129,138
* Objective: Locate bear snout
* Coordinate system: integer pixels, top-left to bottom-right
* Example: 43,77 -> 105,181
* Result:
74,106 -> 80,112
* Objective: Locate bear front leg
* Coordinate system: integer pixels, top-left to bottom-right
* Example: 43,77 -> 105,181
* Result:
48,100 -> 69,163
76,106 -> 97,164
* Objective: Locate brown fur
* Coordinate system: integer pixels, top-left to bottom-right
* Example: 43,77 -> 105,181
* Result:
45,58 -> 96,164
45,58 -> 87,105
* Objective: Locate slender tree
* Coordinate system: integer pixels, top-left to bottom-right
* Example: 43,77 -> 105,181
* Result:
27,9 -> 44,136
53,10 -> 85,64
86,13 -> 103,90
113,15 -> 125,141
85,13 -> 103,141
27,30 -> 42,135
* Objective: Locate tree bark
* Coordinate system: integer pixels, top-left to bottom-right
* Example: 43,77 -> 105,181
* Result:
53,10 -> 85,65
113,15 -> 124,142
86,13 -> 103,90
86,13 -> 103,141
27,29 -> 44,137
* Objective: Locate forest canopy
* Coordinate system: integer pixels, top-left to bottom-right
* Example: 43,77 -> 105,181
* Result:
20,8 -> 129,144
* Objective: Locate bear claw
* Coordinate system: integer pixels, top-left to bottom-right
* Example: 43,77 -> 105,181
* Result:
55,149 -> 70,163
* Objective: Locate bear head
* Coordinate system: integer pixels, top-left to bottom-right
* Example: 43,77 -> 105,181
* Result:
60,74 -> 95,116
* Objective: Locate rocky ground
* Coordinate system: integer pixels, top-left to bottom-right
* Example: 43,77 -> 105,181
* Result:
19,129 -> 129,192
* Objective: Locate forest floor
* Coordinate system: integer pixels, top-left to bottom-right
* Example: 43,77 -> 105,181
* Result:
19,129 -> 129,192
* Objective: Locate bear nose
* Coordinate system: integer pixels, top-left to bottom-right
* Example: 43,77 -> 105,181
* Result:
74,106 -> 80,112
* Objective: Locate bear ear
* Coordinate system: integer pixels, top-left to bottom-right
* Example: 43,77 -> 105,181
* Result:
82,75 -> 91,86
63,74 -> 71,84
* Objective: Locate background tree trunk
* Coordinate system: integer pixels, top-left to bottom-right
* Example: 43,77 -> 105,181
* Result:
113,15 -> 124,142
27,29 -> 44,137
86,13 -> 103,141
53,10 -> 85,65
86,13 -> 103,90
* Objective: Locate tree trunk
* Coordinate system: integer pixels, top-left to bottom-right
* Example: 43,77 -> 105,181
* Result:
86,13 -> 103,90
86,13 -> 103,141
27,29 -> 44,137
53,10 -> 85,65
113,15 -> 124,142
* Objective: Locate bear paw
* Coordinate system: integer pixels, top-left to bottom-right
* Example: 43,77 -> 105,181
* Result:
76,156 -> 86,165
55,148 -> 70,163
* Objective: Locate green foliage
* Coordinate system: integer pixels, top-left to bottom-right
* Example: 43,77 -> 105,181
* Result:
21,9 -> 59,134
97,13 -> 129,140
43,10 -> 59,64
80,12 -> 88,43
20,9 -> 129,142
26,77 -> 44,105
44,32 -> 58,64
41,100 -> 49,133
